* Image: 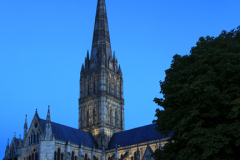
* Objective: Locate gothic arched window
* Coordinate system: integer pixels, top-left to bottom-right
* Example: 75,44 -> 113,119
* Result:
75,156 -> 78,160
85,154 -> 88,160
37,132 -> 39,142
87,110 -> 89,126
61,153 -> 64,160
110,108 -> 112,125
71,151 -> 75,160
106,76 -> 109,94
54,151 -> 57,160
33,134 -> 36,143
57,148 -> 60,160
134,152 -> 137,160
93,78 -> 95,94
28,155 -> 31,160
35,152 -> 38,160
114,80 -> 117,96
88,82 -> 90,96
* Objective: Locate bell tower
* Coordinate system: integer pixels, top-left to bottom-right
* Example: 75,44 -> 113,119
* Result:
78,0 -> 124,149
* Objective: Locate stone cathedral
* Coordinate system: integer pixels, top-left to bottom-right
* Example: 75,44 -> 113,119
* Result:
3,0 -> 173,160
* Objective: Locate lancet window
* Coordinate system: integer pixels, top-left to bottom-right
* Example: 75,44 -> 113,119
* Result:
110,107 -> 112,125
54,148 -> 62,160
87,109 -> 89,126
134,152 -> 137,160
93,107 -> 96,125
93,78 -> 96,94
54,151 -> 57,160
115,109 -> 117,126
58,148 -> 60,160
71,151 -> 77,160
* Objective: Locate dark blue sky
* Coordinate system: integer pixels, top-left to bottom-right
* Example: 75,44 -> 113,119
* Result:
1,0 -> 240,158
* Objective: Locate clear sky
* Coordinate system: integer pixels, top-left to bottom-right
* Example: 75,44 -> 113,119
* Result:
0,0 -> 240,158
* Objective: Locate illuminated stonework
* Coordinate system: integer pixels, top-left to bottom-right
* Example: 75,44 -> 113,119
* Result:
3,1 -> 173,160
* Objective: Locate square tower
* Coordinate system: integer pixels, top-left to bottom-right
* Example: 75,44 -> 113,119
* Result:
78,0 -> 124,149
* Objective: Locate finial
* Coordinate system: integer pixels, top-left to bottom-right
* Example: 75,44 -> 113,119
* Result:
7,138 -> 9,146
24,114 -> 28,129
80,141 -> 83,147
48,105 -> 50,114
87,50 -> 89,60
36,108 -> 38,113
19,134 -> 21,139
14,132 -> 16,138
118,65 -> 122,74
46,105 -> 51,123
113,51 -> 116,61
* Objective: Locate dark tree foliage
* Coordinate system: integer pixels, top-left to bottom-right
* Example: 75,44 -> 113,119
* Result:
153,26 -> 240,160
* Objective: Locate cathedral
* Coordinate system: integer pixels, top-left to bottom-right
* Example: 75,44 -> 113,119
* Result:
3,0 -> 173,160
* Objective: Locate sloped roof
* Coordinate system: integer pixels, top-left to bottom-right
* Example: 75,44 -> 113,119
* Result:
108,124 -> 173,149
40,119 -> 97,148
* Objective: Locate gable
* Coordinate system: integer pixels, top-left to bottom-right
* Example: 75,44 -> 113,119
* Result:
40,119 -> 97,148
142,145 -> 153,158
24,113 -> 44,144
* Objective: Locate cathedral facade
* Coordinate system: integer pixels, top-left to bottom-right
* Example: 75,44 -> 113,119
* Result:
3,0 -> 172,160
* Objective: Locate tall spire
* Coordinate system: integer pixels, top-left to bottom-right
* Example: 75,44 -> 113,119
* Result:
91,0 -> 112,67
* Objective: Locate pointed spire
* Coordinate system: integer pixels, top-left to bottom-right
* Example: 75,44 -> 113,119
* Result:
44,105 -> 52,140
7,139 -> 9,147
46,105 -> 51,123
81,64 -> 85,73
87,50 -> 89,60
91,0 -> 112,67
19,134 -> 21,140
14,132 -> 16,138
113,51 -> 116,61
117,65 -> 122,74
35,108 -> 38,114
24,115 -> 27,129
24,115 -> 28,139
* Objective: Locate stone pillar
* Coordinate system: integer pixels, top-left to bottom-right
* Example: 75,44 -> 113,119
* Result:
102,147 -> 105,160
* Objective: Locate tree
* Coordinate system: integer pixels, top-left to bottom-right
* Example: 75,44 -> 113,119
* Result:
153,26 -> 240,160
